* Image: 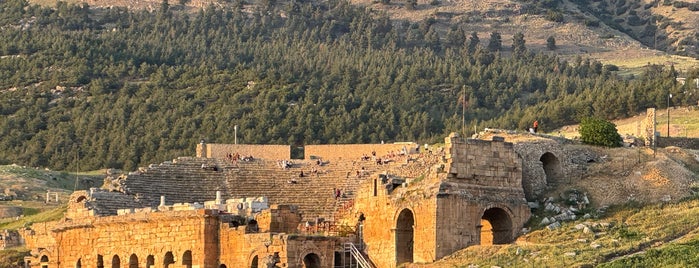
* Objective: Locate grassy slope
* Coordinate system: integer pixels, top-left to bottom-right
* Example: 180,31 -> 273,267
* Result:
415,197 -> 699,267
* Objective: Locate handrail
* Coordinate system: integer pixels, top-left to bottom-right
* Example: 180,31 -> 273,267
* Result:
345,242 -> 372,268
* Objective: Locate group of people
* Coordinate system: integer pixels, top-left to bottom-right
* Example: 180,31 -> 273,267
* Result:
278,160 -> 293,169
226,152 -> 254,163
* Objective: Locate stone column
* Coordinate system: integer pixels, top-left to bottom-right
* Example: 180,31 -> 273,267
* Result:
643,108 -> 656,147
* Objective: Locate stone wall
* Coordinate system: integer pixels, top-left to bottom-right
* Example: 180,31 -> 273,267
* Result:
513,140 -> 596,201
0,230 -> 21,249
197,143 -> 291,160
304,143 -> 418,160
23,209 -> 220,268
658,137 -> 699,149
256,204 -> 302,234
351,185 -> 438,268
351,133 -> 530,268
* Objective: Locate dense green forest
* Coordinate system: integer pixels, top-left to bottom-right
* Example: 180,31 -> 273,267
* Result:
0,0 -> 697,171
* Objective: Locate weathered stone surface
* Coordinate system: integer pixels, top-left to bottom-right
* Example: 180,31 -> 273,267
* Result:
22,133 -> 532,268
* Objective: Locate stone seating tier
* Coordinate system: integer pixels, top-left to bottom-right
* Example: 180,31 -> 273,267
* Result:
121,157 -> 388,221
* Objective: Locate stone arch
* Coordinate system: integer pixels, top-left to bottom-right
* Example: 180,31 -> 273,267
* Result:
395,208 -> 414,265
97,254 -> 104,268
40,255 -> 49,268
540,152 -> 562,186
129,254 -> 138,268
163,252 -> 175,268
146,255 -> 154,268
75,195 -> 87,203
111,255 -> 121,268
302,253 -> 321,268
250,255 -> 258,268
479,206 -> 514,245
76,258 -> 82,268
182,250 -> 192,268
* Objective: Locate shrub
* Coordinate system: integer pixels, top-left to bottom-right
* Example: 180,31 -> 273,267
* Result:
578,117 -> 622,147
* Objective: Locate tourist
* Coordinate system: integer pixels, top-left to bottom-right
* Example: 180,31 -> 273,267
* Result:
533,120 -> 539,133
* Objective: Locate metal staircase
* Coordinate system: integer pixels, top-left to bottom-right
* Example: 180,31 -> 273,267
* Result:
336,224 -> 373,268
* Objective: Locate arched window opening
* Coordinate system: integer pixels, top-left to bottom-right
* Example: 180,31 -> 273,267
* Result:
40,255 -> 49,268
163,252 -> 175,268
182,250 -> 192,268
112,255 -> 121,268
129,254 -> 139,268
302,253 -> 321,268
146,255 -> 155,268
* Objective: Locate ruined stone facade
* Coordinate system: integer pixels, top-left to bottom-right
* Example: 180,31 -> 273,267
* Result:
351,134 -> 530,267
21,134 -> 532,268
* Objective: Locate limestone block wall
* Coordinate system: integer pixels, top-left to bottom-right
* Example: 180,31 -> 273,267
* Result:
218,229 -> 346,268
284,237 -> 343,268
24,210 -> 220,268
434,195 -> 530,258
304,143 -> 418,160
255,205 -> 302,234
444,135 -> 522,189
218,228 -> 274,268
351,181 -> 438,268
513,140 -> 599,201
197,143 -> 291,160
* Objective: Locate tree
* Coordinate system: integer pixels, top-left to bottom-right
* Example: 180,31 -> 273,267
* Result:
578,117 -> 622,147
546,36 -> 557,50
487,32 -> 502,52
468,31 -> 479,53
512,32 -> 526,56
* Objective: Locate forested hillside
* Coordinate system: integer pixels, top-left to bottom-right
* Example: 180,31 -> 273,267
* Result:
0,0 -> 697,171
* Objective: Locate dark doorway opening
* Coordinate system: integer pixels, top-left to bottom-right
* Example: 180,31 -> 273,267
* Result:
302,253 -> 321,268
480,207 -> 513,245
395,208 -> 414,265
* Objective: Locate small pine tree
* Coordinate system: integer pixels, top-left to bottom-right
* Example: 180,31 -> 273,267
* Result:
547,36 -> 557,50
578,117 -> 622,147
487,32 -> 502,52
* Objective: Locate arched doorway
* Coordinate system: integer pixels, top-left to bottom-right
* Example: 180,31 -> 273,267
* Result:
302,253 -> 321,268
219,265 -> 227,268
112,255 -> 121,268
250,255 -> 258,268
182,250 -> 192,268
129,254 -> 138,268
76,258 -> 82,268
480,207 -> 513,245
163,252 -> 175,268
540,152 -> 561,186
40,255 -> 49,268
395,208 -> 414,265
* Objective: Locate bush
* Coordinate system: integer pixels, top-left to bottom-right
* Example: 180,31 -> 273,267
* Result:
578,117 -> 622,147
